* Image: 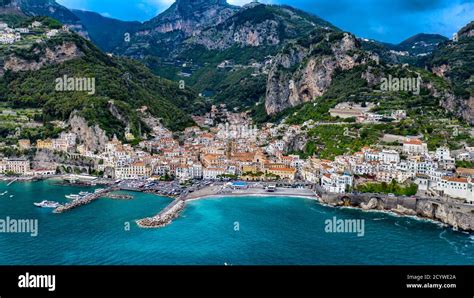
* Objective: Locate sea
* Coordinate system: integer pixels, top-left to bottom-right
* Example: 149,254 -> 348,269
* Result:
0,180 -> 473,265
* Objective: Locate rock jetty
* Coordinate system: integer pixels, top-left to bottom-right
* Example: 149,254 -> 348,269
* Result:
136,199 -> 185,228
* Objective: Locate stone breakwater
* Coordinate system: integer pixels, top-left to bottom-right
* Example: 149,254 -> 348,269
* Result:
53,188 -> 117,213
319,192 -> 474,232
136,199 -> 186,228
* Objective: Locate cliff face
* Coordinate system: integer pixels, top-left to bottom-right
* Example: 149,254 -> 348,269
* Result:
416,200 -> 474,231
69,113 -> 109,152
319,193 -> 474,232
190,4 -> 332,50
1,42 -> 83,75
141,0 -> 238,36
265,31 -> 374,115
190,18 -> 282,50
429,22 -> 474,125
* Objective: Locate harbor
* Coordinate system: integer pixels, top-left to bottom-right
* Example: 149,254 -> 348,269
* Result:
1,179 -> 474,265
53,187 -> 118,213
136,183 -> 318,228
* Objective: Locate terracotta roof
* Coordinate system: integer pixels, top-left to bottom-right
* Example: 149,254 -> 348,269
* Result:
443,176 -> 468,183
404,139 -> 423,145
267,167 -> 296,172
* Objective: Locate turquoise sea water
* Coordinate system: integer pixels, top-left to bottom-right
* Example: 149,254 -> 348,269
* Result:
0,180 -> 473,265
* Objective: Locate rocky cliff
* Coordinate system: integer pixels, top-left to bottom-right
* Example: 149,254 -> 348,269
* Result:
429,22 -> 474,125
69,113 -> 109,152
319,192 -> 474,232
265,30 -> 376,115
141,0 -> 238,36
189,4 -> 334,50
1,42 -> 83,75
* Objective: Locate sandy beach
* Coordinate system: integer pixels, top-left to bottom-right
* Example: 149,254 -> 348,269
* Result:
184,185 -> 318,202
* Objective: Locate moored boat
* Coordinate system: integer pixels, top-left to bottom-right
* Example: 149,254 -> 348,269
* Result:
34,200 -> 61,208
65,194 -> 81,200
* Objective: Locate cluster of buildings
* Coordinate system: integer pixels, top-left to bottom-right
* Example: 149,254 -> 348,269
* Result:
301,137 -> 473,203
12,107 -> 302,183
3,103 -> 473,203
0,21 -> 64,45
0,22 -> 25,44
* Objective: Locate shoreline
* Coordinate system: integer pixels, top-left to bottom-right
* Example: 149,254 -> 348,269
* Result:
185,192 -> 319,203
2,178 -> 470,232
136,186 -> 318,228
137,186 -> 471,232
187,192 -> 453,230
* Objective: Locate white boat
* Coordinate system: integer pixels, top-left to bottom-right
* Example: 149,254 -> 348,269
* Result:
94,188 -> 105,193
65,194 -> 81,200
0,191 -> 8,196
79,191 -> 91,196
34,200 -> 60,208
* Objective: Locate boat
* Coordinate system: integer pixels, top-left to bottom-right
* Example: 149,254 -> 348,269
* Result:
65,194 -> 81,200
94,188 -> 105,193
0,191 -> 8,196
79,191 -> 91,196
34,200 -> 60,208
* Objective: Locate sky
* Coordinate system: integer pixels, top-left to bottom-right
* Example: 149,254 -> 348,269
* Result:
56,0 -> 474,44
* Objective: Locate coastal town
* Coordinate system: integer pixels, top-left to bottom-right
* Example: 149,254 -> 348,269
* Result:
0,20 -> 66,45
1,103 -> 473,207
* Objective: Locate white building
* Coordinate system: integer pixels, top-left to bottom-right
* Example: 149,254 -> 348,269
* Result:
0,158 -> 30,175
380,150 -> 400,164
115,162 -> 152,180
0,33 -> 15,44
435,147 -> 456,170
403,139 -> 428,156
46,29 -> 59,38
353,162 -> 376,176
321,173 -> 353,193
439,177 -> 474,203
203,167 -> 225,180
176,166 -> 192,181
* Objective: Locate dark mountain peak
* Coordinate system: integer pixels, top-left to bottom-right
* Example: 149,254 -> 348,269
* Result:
458,21 -> 474,39
398,33 -> 448,47
2,0 -> 79,23
175,0 -> 232,6
143,0 -> 239,35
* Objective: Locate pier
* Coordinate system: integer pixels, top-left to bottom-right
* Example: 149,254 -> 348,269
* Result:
136,198 -> 185,228
104,193 -> 133,200
6,178 -> 18,186
53,187 -> 119,213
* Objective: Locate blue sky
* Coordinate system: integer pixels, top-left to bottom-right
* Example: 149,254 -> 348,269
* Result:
57,0 -> 474,44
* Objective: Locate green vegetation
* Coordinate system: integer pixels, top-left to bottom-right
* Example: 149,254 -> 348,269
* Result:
295,124 -> 382,160
357,181 -> 418,196
456,161 -> 474,169
429,33 -> 474,99
0,20 -> 208,138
